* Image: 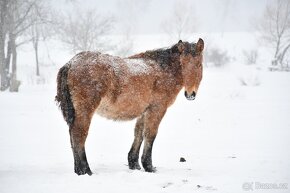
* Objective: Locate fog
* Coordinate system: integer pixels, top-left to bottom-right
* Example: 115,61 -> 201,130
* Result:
51,0 -> 268,34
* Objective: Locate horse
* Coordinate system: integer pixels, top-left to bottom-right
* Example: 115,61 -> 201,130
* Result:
55,38 -> 204,175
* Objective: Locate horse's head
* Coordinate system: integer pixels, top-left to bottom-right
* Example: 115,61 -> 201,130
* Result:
177,38 -> 204,100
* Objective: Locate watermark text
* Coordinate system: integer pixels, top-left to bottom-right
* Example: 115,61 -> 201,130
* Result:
242,182 -> 288,191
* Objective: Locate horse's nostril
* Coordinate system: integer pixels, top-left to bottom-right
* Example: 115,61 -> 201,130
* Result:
184,91 -> 188,98
191,91 -> 196,98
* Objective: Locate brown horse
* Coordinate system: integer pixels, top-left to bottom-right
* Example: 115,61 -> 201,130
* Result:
56,38 -> 204,175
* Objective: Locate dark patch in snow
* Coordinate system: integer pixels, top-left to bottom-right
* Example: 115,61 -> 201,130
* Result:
162,182 -> 173,188
180,157 -> 186,162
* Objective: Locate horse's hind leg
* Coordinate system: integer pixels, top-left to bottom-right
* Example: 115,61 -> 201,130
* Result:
141,106 -> 166,172
128,115 -> 144,170
70,104 -> 97,175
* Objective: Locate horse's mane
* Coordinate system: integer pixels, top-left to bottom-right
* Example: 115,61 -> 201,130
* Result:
128,44 -> 180,69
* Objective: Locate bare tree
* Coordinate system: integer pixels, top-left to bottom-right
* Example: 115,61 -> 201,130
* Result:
0,0 -> 37,91
56,7 -> 114,54
26,1 -> 53,76
243,49 -> 258,65
161,0 -> 197,41
258,0 -> 290,69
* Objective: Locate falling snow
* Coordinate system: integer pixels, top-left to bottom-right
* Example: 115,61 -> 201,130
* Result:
0,33 -> 289,193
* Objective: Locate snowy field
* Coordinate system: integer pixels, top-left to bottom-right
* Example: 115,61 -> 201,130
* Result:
0,34 -> 290,193
1,69 -> 289,193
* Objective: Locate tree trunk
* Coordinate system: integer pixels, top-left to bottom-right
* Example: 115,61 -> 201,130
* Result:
272,38 -> 281,67
33,35 -> 40,76
0,0 -> 9,91
278,43 -> 290,67
9,34 -> 20,92
5,34 -> 12,72
0,33 -> 8,91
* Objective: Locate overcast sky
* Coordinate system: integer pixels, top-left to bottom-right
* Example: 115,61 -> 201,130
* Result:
53,0 -> 270,34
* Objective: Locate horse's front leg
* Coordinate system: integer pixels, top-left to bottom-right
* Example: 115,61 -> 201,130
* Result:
128,115 -> 145,170
141,105 -> 166,172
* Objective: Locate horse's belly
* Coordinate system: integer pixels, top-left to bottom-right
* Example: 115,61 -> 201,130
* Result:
96,96 -> 149,121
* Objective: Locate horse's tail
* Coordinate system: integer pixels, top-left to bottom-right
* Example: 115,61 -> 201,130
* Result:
55,64 -> 75,126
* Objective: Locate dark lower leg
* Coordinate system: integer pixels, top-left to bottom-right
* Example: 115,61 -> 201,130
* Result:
141,138 -> 156,172
70,126 -> 92,176
140,106 -> 166,172
128,116 -> 144,170
68,97 -> 99,176
128,142 -> 142,170
72,146 -> 92,175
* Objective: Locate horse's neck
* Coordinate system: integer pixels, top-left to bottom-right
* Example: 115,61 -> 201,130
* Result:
128,49 -> 182,73
128,50 -> 183,88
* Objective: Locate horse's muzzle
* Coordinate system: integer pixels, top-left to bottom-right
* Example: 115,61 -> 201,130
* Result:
185,91 -> 196,100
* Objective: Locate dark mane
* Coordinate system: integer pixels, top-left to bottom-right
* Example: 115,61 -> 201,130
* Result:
128,44 -> 181,70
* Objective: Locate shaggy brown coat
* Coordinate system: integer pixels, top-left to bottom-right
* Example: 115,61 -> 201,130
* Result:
56,39 -> 204,175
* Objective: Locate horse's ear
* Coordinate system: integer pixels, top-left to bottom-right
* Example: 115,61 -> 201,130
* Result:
196,38 -> 204,54
177,40 -> 185,53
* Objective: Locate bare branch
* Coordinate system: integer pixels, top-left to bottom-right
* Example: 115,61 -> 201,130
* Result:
56,6 -> 114,53
161,0 -> 197,41
14,0 -> 37,31
257,0 -> 290,67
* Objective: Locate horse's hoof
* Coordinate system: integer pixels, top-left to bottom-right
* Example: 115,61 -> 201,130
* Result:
144,166 -> 157,173
75,166 -> 93,176
129,162 -> 141,170
86,168 -> 93,176
75,168 -> 86,175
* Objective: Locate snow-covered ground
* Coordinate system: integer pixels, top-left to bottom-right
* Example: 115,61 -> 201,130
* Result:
0,34 -> 290,193
1,68 -> 289,193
